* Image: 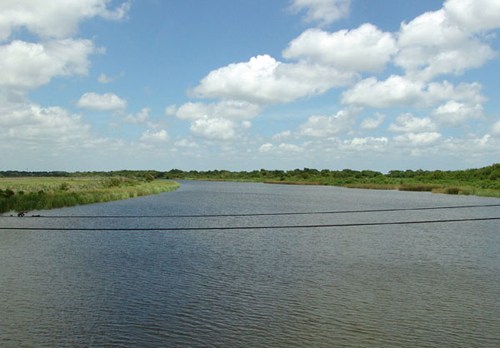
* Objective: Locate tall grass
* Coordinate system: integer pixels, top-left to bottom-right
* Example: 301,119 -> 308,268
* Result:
0,177 -> 179,213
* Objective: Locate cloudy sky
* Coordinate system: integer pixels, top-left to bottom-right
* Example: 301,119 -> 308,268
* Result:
1,0 -> 499,172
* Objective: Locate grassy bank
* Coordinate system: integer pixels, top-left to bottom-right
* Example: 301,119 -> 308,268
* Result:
0,176 -> 179,214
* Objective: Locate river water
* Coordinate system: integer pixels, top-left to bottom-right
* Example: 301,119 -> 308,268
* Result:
1,181 -> 499,347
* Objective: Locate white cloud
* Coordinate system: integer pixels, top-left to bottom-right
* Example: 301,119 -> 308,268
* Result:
98,73 -> 113,84
492,121 -> 500,136
394,132 -> 442,146
389,114 -> 437,133
283,24 -> 397,72
432,134 -> 499,157
174,139 -> 200,149
396,7 -> 497,81
190,116 -> 236,140
272,130 -> 292,141
398,10 -> 465,49
0,101 -> 92,146
176,100 -> 261,121
259,142 -> 302,153
192,54 -> 354,104
341,75 -> 424,108
259,143 -> 274,153
241,120 -> 252,129
432,101 -> 483,125
360,113 -> 385,130
175,101 -> 261,140
140,129 -> 169,142
0,39 -> 96,92
426,81 -> 485,105
125,107 -> 150,124
164,104 -> 178,116
342,75 -> 485,109
0,0 -> 130,40
290,0 -> 351,26
77,92 -> 127,112
444,0 -> 500,32
341,137 -> 388,151
299,108 -> 358,137
277,143 -> 303,152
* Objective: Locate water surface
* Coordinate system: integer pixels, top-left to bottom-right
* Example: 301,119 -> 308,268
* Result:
1,181 -> 499,347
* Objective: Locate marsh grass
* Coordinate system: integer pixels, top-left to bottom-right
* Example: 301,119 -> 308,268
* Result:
343,183 -> 399,190
0,177 -> 179,213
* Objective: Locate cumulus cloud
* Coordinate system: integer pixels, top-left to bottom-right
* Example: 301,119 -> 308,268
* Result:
289,0 -> 351,26
444,0 -> 500,32
259,143 -> 274,153
140,129 -> 169,142
341,137 -> 388,151
0,101 -> 92,145
173,100 -> 261,140
360,113 -> 385,130
192,54 -> 354,104
272,130 -> 292,141
174,139 -> 199,149
396,6 -> 497,81
190,116 -> 236,140
394,132 -> 442,146
432,101 -> 483,125
98,73 -> 113,84
176,100 -> 261,121
259,142 -> 302,153
492,121 -> 500,136
184,0 -> 497,161
77,92 -> 127,112
0,39 -> 96,92
388,114 -> 437,133
299,108 -> 358,137
341,76 -> 424,108
125,107 -> 150,124
0,0 -> 130,40
283,24 -> 397,72
0,0 -> 134,169
341,75 -> 485,109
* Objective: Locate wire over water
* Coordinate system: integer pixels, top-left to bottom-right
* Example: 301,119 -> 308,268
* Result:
2,203 -> 499,219
1,216 -> 499,231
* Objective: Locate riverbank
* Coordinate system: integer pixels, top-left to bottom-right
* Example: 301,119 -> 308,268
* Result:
164,164 -> 500,198
0,177 -> 179,214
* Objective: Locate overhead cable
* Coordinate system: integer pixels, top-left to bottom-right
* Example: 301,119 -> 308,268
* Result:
2,203 -> 499,219
1,216 -> 499,231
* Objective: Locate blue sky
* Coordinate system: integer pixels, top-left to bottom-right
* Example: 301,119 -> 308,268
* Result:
1,0 -> 499,172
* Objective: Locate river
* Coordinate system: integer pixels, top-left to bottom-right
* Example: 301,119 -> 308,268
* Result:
1,181 -> 499,347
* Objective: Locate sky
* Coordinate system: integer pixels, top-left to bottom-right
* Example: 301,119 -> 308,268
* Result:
1,0 -> 499,172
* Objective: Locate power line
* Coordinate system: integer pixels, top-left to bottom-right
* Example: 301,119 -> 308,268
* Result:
2,203 -> 500,219
1,216 -> 499,231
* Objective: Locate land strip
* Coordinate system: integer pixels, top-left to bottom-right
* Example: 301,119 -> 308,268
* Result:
164,163 -> 500,198
0,175 -> 179,214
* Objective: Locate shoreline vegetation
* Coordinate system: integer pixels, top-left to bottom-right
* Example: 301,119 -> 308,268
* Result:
162,163 -> 499,199
0,174 -> 179,214
0,164 -> 498,213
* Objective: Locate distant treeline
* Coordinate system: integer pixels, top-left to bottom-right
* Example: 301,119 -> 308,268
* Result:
1,164 -> 499,197
2,164 -> 499,182
163,164 -> 500,182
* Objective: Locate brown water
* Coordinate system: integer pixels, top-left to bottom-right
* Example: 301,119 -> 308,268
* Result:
1,181 -> 499,347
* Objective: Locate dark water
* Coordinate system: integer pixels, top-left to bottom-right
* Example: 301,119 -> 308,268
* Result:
1,181 -> 499,347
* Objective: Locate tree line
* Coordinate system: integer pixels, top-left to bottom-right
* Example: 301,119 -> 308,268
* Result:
1,164 -> 498,182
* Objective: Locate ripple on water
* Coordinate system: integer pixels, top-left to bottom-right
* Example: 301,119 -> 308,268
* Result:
0,182 -> 499,347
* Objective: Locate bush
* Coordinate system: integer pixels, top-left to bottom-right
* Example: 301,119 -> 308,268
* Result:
0,189 -> 15,198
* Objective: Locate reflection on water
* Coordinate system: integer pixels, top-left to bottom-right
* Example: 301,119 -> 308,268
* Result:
1,181 -> 499,347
